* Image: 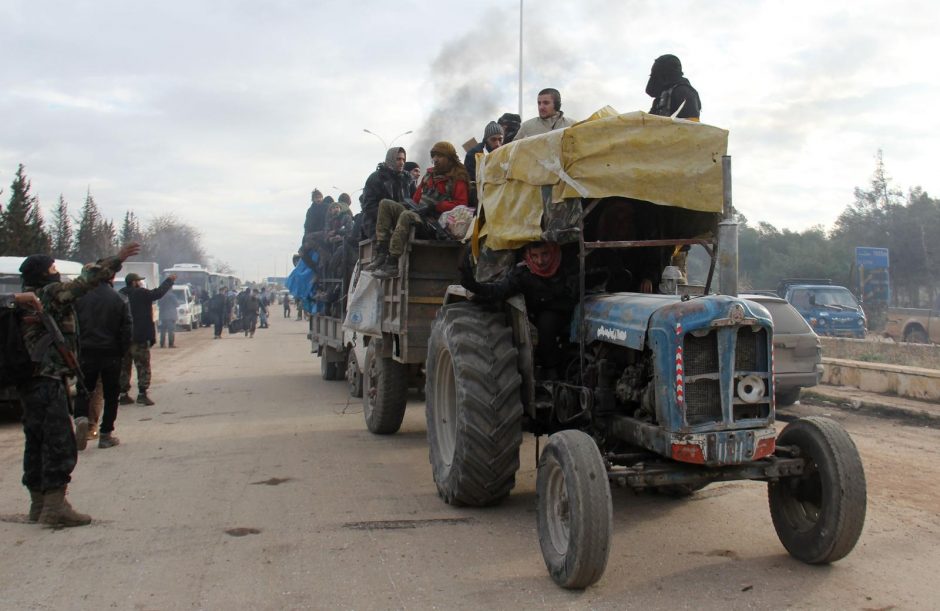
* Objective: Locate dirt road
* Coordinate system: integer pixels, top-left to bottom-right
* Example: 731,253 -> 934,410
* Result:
1,319 -> 938,610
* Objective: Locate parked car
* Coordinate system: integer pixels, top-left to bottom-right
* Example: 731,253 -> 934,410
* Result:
744,293 -> 823,406
172,285 -> 202,331
777,279 -> 866,339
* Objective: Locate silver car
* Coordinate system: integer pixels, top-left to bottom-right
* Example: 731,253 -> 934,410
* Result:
742,294 -> 823,406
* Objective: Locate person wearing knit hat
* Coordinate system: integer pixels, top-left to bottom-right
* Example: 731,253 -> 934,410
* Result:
368,141 -> 469,278
646,54 -> 701,121
464,121 -> 505,208
403,161 -> 421,197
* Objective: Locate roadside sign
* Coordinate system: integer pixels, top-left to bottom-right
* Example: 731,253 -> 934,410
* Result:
856,247 -> 890,305
855,247 -> 889,269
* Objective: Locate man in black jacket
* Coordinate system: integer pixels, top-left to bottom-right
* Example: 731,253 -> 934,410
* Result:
118,272 -> 175,406
360,147 -> 409,240
73,271 -> 132,449
646,54 -> 701,121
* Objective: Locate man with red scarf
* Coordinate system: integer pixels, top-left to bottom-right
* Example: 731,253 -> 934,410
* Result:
459,241 -> 577,377
370,141 -> 469,278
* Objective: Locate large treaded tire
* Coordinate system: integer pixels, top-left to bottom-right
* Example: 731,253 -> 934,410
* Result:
362,339 -> 408,435
769,416 -> 867,564
347,348 -> 363,399
537,430 -> 613,589
425,302 -> 523,507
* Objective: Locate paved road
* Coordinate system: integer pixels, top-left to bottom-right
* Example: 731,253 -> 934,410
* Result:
1,318 -> 938,610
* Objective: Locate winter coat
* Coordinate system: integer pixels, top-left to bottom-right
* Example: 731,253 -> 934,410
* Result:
158,291 -> 179,322
120,277 -> 174,345
412,172 -> 470,217
75,283 -> 132,357
514,111 -> 575,140
22,256 -> 124,378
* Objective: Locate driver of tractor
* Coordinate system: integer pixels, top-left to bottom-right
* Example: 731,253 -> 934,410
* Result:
460,241 -> 577,379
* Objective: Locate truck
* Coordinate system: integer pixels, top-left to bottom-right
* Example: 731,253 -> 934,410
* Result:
776,279 -> 867,339
171,284 -> 202,331
883,295 -> 940,343
411,111 -> 865,588
311,236 -> 462,429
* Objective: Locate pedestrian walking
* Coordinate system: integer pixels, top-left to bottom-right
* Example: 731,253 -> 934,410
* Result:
283,293 -> 291,318
258,287 -> 269,328
242,288 -> 260,337
208,287 -> 227,338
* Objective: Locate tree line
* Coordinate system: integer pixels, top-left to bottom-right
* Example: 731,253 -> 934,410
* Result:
1,164 -> 208,272
736,150 -> 939,310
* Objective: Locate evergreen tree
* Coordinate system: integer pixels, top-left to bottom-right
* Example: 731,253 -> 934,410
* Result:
51,195 -> 73,259
73,190 -> 102,262
119,210 -> 143,245
3,164 -> 50,255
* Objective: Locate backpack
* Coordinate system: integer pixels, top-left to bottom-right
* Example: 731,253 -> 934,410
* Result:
0,306 -> 35,386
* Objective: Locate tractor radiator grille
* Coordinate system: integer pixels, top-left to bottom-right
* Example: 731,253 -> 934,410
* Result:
683,331 -> 722,423
685,379 -> 722,423
735,327 -> 767,371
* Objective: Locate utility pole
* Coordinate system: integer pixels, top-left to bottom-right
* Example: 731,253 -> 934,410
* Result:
518,0 -> 524,117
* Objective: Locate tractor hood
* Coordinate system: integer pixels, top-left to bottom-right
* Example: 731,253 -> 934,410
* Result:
576,293 -> 773,350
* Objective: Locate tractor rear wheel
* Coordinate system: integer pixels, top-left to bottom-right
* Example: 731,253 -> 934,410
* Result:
425,302 -> 523,506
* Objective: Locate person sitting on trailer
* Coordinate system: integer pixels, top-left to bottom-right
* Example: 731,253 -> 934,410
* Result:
459,241 -> 577,379
369,141 -> 470,279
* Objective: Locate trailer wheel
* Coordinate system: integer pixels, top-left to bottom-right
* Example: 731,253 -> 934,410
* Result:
425,302 -> 522,506
769,416 -> 866,564
320,346 -> 342,381
537,430 -> 612,589
347,348 -> 363,399
775,387 -> 802,407
362,339 -> 408,434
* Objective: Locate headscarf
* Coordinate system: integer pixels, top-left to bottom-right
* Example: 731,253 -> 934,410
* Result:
429,141 -> 469,184
384,147 -> 405,171
327,201 -> 351,227
523,242 -> 562,278
19,254 -> 56,289
646,54 -> 683,98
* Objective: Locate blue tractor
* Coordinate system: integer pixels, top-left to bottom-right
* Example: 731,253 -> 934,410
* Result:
423,112 -> 866,589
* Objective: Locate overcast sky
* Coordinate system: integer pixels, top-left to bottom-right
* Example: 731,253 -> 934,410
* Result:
2,0 -> 937,281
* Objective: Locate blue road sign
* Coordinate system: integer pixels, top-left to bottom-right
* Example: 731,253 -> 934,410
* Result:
855,247 -> 890,269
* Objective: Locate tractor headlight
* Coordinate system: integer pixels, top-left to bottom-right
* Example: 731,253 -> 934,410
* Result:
737,374 -> 765,403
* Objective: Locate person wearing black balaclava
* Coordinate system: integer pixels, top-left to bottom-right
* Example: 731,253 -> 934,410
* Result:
360,146 -> 410,240
646,54 -> 701,121
17,242 -> 140,528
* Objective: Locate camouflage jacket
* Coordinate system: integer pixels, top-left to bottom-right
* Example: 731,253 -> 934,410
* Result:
22,256 -> 123,379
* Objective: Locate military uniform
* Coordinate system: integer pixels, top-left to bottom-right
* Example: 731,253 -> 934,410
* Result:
20,256 -> 123,494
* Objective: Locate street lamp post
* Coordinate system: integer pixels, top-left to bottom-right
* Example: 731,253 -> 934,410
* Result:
363,128 -> 413,150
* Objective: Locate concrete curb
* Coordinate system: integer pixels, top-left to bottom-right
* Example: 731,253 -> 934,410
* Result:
802,386 -> 940,426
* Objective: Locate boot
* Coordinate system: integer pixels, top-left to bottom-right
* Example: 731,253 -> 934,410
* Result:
373,256 -> 400,279
364,242 -> 389,271
28,489 -> 43,523
136,392 -> 155,406
38,487 -> 91,528
98,434 -> 120,449
74,417 -> 89,451
118,393 -> 134,405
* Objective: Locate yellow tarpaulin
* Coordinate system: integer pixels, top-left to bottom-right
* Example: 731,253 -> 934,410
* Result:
476,109 -> 728,251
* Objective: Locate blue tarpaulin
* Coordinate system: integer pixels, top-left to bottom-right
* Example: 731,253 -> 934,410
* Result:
286,254 -> 320,314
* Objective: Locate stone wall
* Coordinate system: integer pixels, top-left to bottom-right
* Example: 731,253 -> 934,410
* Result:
820,337 -> 940,370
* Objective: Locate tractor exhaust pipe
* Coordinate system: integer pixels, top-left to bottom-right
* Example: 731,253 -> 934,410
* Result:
718,156 -> 738,297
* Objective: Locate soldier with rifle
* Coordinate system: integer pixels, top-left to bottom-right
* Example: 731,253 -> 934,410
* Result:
17,243 -> 141,528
